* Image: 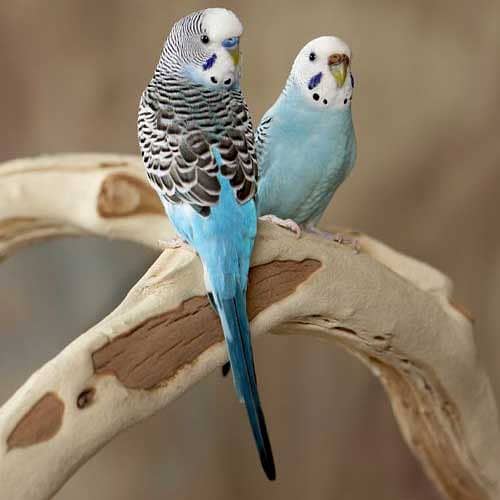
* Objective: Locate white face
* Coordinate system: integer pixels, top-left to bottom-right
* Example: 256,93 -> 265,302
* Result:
184,8 -> 243,89
290,36 -> 354,110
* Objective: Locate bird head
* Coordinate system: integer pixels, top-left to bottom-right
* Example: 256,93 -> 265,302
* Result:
160,8 -> 243,89
289,36 -> 354,109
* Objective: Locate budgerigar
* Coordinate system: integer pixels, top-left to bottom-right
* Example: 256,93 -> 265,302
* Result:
256,36 -> 356,241
137,9 -> 275,480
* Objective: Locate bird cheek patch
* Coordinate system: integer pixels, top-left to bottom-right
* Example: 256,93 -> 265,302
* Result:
308,72 -> 322,90
308,74 -> 330,106
203,53 -> 217,71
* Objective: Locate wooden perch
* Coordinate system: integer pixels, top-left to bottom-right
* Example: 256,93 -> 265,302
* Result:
0,154 -> 499,500
0,154 -> 172,258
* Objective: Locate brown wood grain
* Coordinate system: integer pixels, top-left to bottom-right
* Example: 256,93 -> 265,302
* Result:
7,392 -> 64,450
97,173 -> 163,217
93,259 -> 321,390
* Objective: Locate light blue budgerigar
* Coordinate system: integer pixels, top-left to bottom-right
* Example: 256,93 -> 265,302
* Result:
256,36 -> 356,242
137,8 -> 275,480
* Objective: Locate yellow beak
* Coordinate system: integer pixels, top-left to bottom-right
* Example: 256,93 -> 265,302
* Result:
329,53 -> 350,88
228,47 -> 240,67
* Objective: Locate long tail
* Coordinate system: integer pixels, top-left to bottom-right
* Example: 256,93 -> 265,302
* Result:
214,285 -> 276,481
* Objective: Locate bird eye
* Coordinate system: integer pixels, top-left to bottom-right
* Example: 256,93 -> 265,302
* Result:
309,52 -> 316,61
201,34 -> 210,44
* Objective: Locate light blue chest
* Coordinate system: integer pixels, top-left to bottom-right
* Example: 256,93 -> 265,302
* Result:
258,91 -> 356,223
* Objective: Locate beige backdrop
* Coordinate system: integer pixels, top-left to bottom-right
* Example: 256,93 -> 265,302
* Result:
1,1 -> 499,499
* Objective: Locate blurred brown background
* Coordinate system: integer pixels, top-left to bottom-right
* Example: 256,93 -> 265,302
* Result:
1,1 -> 499,499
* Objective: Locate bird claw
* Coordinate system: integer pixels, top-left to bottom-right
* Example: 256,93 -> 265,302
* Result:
334,234 -> 361,254
158,237 -> 192,251
305,227 -> 360,253
259,215 -> 302,238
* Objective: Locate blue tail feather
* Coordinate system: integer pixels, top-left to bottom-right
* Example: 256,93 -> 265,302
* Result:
165,173 -> 273,478
215,286 -> 276,481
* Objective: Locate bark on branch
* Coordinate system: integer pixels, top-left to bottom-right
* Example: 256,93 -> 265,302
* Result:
0,154 -> 171,258
0,155 -> 498,500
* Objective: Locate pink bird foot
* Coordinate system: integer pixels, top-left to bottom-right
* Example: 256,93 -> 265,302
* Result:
259,214 -> 302,238
158,237 -> 193,251
304,226 -> 360,253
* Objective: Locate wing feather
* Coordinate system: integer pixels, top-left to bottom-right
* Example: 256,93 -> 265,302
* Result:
138,81 -> 257,214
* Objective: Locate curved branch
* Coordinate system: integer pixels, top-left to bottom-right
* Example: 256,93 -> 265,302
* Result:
0,154 -> 171,258
0,155 -> 498,499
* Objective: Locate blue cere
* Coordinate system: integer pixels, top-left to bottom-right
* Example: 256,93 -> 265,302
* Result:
203,53 -> 217,71
222,37 -> 239,49
308,72 -> 323,90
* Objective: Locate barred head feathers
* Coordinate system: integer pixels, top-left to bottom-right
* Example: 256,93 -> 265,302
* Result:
156,8 -> 243,90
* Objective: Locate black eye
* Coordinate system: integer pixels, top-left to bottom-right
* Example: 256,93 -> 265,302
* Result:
309,52 -> 316,61
201,35 -> 210,44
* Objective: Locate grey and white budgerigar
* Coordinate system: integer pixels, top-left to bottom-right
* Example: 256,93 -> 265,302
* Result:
256,36 -> 357,242
137,8 -> 275,480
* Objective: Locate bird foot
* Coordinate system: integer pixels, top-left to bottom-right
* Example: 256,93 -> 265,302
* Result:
158,237 -> 192,251
259,215 -> 302,238
304,227 -> 360,253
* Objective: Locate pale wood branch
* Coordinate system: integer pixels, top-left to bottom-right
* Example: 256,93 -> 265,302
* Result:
0,154 -> 171,258
0,155 -> 498,500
